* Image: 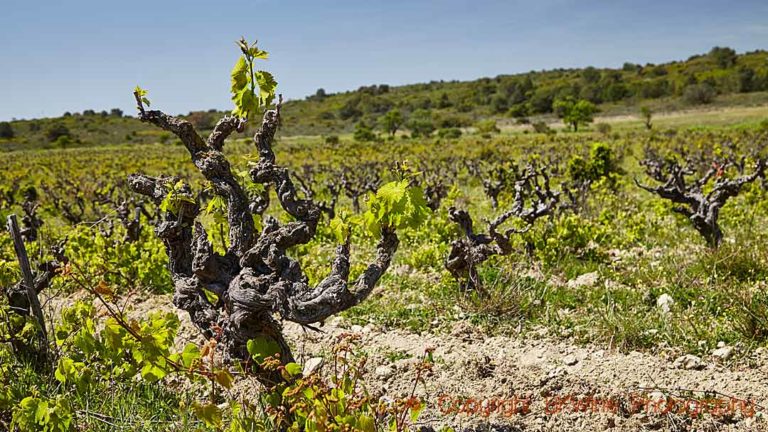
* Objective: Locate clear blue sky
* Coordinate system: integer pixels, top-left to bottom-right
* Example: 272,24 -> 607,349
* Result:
1,0 -> 767,120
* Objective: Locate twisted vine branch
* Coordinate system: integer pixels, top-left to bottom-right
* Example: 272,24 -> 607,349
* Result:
636,153 -> 765,248
129,94 -> 399,382
446,163 -> 566,293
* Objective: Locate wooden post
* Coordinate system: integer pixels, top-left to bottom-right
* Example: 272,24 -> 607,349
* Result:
6,214 -> 48,354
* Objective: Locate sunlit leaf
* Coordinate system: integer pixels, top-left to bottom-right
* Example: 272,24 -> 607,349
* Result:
192,401 -> 223,428
214,369 -> 234,389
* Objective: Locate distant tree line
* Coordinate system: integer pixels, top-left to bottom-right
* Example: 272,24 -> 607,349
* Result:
317,46 -> 768,130
61,108 -> 124,118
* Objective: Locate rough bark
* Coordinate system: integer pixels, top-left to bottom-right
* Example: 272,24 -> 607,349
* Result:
18,187 -> 43,242
293,165 -> 341,219
420,166 -> 449,211
446,163 -> 565,293
0,178 -> 20,210
4,215 -> 66,362
40,179 -> 86,224
636,155 -> 765,248
340,162 -> 382,213
116,200 -> 143,243
482,164 -> 514,209
129,95 -> 400,382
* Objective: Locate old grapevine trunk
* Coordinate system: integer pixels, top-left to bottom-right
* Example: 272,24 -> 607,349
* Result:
4,214 -> 65,362
445,163 -> 567,293
128,96 -> 398,382
636,155 -> 765,248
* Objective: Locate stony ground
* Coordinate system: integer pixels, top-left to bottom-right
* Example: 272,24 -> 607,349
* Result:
96,292 -> 768,432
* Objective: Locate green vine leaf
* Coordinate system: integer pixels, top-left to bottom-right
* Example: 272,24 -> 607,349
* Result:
284,362 -> 302,377
192,401 -> 223,428
246,336 -> 281,363
230,38 -> 277,119
134,85 -> 150,107
329,211 -> 352,244
255,70 -> 277,107
363,180 -> 430,237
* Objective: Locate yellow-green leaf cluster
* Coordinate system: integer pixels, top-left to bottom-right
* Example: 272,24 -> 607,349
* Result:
230,38 -> 277,119
362,180 -> 430,237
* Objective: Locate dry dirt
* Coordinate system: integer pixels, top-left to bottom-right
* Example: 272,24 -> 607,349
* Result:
87,292 -> 768,432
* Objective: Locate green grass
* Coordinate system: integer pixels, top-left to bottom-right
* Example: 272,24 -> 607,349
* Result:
5,100 -> 768,431
5,112 -> 768,365
4,361 -> 202,431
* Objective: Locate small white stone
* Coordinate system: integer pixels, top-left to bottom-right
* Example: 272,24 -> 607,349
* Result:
395,358 -> 419,370
375,365 -> 394,378
673,354 -> 704,370
567,272 -> 600,289
656,293 -> 675,314
539,367 -> 567,385
712,346 -> 735,361
563,354 -> 578,366
303,357 -> 324,376
350,324 -> 363,333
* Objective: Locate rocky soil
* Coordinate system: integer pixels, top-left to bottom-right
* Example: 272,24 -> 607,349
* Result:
103,293 -> 768,432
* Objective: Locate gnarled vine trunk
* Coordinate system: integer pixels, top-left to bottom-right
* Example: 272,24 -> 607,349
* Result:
128,96 -> 399,383
446,163 -> 570,293
636,154 -> 765,248
3,214 -> 66,363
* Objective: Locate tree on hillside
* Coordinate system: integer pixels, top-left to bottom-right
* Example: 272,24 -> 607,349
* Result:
737,67 -> 760,92
581,66 -> 600,84
0,121 -> 14,139
553,98 -> 598,132
499,76 -> 533,105
45,124 -> 71,142
407,109 -> 435,137
529,87 -> 556,114
640,106 -> 653,130
622,62 -> 640,72
379,108 -> 404,137
709,46 -> 737,68
437,92 -> 452,108
683,83 -> 716,104
353,120 -> 376,142
338,96 -> 362,120
599,70 -> 628,102
490,94 -> 509,113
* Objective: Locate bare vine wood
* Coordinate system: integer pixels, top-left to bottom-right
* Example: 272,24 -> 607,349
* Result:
4,215 -> 66,361
129,93 -> 400,384
636,152 -> 765,248
445,163 -> 567,293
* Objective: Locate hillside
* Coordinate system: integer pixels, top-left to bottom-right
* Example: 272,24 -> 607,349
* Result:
2,46 -> 767,150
